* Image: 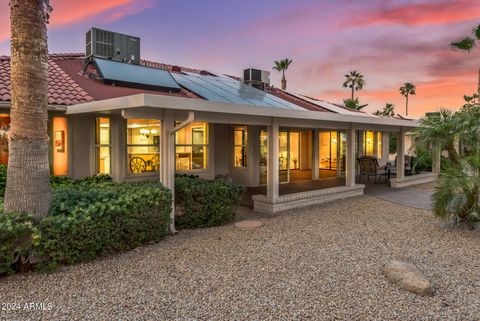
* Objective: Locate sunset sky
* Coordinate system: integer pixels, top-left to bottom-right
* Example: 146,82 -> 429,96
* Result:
1,0 -> 479,116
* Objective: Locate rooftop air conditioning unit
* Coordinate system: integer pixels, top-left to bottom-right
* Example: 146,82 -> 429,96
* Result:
86,27 -> 140,64
243,68 -> 270,89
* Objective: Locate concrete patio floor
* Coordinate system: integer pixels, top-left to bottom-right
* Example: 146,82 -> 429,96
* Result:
364,182 -> 434,210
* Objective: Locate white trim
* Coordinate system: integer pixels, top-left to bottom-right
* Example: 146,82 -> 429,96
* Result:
66,93 -> 418,129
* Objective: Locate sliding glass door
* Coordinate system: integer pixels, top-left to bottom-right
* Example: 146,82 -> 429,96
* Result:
259,129 -> 301,184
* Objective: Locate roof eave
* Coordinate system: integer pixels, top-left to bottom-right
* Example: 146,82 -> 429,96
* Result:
66,93 -> 419,128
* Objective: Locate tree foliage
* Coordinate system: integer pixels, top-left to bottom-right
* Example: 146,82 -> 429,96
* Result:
451,24 -> 480,52
415,93 -> 480,226
343,97 -> 368,110
373,103 -> 395,117
343,70 -> 365,99
399,82 -> 416,116
273,58 -> 293,90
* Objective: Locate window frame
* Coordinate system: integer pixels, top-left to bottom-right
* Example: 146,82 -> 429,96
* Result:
95,117 -> 111,175
125,119 -> 161,175
233,126 -> 248,168
175,122 -> 209,171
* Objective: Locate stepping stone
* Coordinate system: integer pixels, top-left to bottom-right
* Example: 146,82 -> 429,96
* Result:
234,220 -> 263,231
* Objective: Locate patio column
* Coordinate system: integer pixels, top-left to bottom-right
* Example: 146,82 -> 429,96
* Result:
267,118 -> 279,201
396,127 -> 405,180
160,110 -> 177,234
336,131 -> 342,177
346,126 -> 356,186
312,129 -> 319,180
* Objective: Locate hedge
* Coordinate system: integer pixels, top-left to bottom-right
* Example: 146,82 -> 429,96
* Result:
175,175 -> 246,229
0,171 -> 246,275
0,180 -> 171,274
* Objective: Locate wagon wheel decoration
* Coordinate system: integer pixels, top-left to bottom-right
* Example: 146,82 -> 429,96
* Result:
129,157 -> 147,173
150,155 -> 160,172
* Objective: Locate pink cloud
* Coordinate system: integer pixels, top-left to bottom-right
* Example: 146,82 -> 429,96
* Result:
345,0 -> 480,27
0,0 -> 153,42
314,70 -> 478,117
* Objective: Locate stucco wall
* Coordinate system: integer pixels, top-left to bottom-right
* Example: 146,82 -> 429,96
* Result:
69,114 -> 96,179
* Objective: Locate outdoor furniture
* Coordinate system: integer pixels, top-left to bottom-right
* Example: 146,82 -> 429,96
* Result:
389,155 -> 413,177
357,156 -> 389,183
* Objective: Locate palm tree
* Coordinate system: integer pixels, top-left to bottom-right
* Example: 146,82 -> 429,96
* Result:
343,98 -> 368,110
433,152 -> 480,226
399,82 -> 416,116
413,109 -> 460,166
343,70 -> 365,99
273,58 -> 293,90
4,1 -> 53,219
373,103 -> 395,117
451,24 -> 480,93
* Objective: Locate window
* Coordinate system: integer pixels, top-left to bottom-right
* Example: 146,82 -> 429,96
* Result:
289,131 -> 300,170
175,122 -> 208,170
95,117 -> 111,174
52,117 -> 68,176
0,114 -> 10,165
127,119 -> 160,174
377,132 -> 383,159
362,131 -> 382,158
319,131 -> 338,170
363,131 -> 375,156
233,127 -> 247,167
259,129 -> 267,185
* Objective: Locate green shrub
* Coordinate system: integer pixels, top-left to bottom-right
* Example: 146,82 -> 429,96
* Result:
38,182 -> 171,267
50,174 -> 114,188
433,153 -> 480,226
0,164 -> 6,196
0,212 -> 39,275
0,180 -> 172,275
175,176 -> 245,229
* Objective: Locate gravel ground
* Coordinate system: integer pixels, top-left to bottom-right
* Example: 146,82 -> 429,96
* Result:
1,196 -> 479,321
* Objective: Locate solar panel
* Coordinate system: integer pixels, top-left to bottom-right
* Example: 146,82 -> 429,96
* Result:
95,58 -> 180,91
172,72 -> 304,110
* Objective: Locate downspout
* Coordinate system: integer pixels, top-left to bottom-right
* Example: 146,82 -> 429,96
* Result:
167,111 -> 194,234
169,111 -> 195,135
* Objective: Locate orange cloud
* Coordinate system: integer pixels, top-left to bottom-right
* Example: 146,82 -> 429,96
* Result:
0,0 -> 152,42
348,0 -> 480,27
315,71 -> 478,117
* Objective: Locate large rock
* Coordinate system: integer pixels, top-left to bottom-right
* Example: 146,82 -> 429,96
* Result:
382,260 -> 434,296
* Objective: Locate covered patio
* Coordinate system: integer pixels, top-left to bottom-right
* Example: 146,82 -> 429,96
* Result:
67,93 -> 437,228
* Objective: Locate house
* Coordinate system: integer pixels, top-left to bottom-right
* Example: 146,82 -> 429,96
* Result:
0,28 -> 437,229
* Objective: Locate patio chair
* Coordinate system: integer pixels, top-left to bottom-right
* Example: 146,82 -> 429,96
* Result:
390,155 -> 413,176
357,156 -> 388,183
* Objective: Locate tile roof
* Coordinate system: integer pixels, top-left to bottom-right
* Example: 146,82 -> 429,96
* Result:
1,54 -> 94,105
0,53 -> 197,106
0,53 -> 346,115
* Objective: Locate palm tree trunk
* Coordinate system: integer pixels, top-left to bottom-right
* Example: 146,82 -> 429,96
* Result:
4,0 -> 52,219
477,67 -> 480,94
446,143 -> 460,166
405,95 -> 409,116
281,70 -> 286,90
351,87 -> 354,100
